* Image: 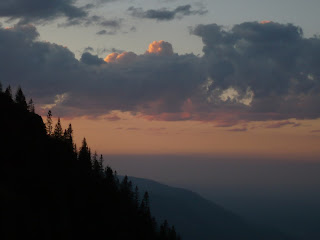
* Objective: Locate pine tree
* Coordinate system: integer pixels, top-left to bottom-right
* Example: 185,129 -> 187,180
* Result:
4,85 -> 12,100
15,87 -> 28,109
160,220 -> 169,239
46,110 -> 53,135
143,191 -> 150,209
54,117 -> 63,139
66,124 -> 73,144
78,138 -> 92,171
99,154 -> 104,171
134,186 -> 139,207
92,151 -> 100,175
28,99 -> 35,113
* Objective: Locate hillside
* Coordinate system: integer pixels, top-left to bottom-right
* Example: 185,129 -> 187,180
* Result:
0,84 -> 180,240
127,176 -> 294,240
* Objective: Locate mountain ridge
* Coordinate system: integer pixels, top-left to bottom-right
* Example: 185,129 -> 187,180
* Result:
124,176 -> 294,240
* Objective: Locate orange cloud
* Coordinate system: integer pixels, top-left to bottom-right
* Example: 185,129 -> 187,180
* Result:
260,20 -> 272,24
104,52 -> 119,63
146,40 -> 174,56
104,51 -> 137,64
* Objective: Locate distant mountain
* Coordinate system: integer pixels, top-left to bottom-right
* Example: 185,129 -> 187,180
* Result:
126,176 -> 293,240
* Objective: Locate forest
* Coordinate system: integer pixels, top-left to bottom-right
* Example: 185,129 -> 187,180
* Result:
0,83 -> 180,240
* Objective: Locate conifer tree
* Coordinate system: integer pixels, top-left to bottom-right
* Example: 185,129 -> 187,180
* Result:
28,98 -> 35,113
15,87 -> 28,109
4,85 -> 12,99
0,81 -> 2,92
143,191 -> 150,209
66,124 -> 73,144
63,129 -> 68,139
74,143 -> 78,159
99,154 -> 103,171
46,110 -> 53,135
54,117 -> 63,139
78,138 -> 92,170
160,220 -> 169,239
134,186 -> 139,207
92,151 -> 100,175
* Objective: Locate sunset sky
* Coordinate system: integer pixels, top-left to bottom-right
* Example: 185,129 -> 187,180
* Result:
1,0 -> 320,159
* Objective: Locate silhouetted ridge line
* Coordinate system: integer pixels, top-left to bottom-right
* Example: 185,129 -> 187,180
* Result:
0,83 -> 180,240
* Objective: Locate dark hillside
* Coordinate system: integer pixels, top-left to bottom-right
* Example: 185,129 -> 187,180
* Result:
125,176 -> 294,240
0,84 -> 180,240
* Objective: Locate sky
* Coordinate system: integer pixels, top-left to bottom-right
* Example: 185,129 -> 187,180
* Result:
1,0 -> 320,158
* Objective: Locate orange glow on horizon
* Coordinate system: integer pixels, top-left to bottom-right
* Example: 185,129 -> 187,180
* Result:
41,112 -> 320,160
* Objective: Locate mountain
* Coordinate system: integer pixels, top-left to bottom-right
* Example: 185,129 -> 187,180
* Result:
126,176 -> 293,240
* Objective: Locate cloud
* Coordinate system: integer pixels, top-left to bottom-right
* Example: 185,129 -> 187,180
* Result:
265,121 -> 298,128
0,0 -> 88,24
104,52 -> 137,64
0,0 -> 124,31
84,46 -> 94,52
2,22 -> 320,126
96,30 -> 116,35
227,127 -> 248,132
80,52 -> 105,65
145,40 -> 174,56
190,21 -> 320,122
128,5 -> 207,21
104,114 -> 121,121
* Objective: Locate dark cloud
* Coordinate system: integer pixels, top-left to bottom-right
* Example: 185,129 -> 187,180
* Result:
100,19 -> 122,28
80,52 -> 105,65
0,0 -> 88,24
227,127 -> 248,132
58,15 -> 123,33
0,0 -> 123,30
2,22 -> 320,126
191,21 -> 320,122
128,5 -> 207,21
96,30 -> 116,35
104,115 -> 121,121
265,121 -> 298,128
84,46 -> 94,52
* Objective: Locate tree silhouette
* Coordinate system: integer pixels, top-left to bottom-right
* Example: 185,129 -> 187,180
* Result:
78,138 -> 92,171
53,117 -> 63,139
15,86 -> 28,109
46,110 -> 53,135
28,98 -> 35,113
92,151 -> 101,176
4,85 -> 12,100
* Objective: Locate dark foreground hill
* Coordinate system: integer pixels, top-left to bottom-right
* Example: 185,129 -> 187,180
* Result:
0,85 -> 180,240
126,176 -> 294,240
